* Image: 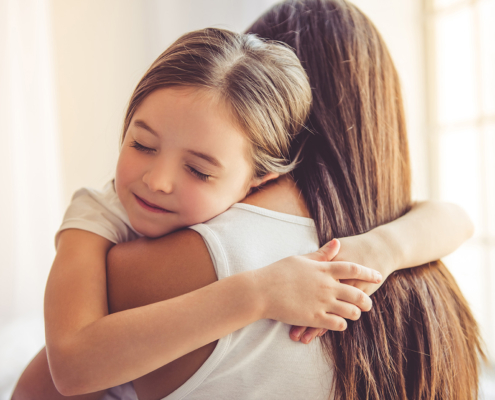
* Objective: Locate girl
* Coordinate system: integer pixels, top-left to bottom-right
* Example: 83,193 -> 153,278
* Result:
37,27 -> 382,396
13,25 -> 474,399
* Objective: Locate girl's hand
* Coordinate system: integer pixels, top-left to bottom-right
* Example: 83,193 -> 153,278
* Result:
335,235 -> 393,296
289,236 -> 389,344
255,239 -> 382,332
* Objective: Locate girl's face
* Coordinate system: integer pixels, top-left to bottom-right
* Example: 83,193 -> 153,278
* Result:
115,87 -> 265,238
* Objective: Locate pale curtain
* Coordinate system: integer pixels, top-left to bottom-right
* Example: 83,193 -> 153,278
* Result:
0,0 -> 62,395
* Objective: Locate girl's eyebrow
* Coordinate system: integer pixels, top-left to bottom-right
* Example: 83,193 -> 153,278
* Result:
134,119 -> 223,169
186,150 -> 223,169
134,120 -> 159,137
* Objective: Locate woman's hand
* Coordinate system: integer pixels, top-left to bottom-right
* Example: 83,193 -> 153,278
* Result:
255,239 -> 382,332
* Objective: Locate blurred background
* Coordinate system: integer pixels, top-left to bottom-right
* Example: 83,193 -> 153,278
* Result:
0,0 -> 494,398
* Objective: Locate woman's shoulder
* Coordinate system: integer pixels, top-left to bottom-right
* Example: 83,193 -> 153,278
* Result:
241,175 -> 311,218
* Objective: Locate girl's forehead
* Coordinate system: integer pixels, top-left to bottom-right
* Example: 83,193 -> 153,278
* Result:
139,87 -> 231,124
128,87 -> 253,164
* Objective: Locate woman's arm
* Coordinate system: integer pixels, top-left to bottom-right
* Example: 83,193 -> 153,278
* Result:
44,228 -> 376,396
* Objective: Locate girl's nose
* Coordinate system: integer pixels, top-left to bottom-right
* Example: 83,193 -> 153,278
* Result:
142,165 -> 174,194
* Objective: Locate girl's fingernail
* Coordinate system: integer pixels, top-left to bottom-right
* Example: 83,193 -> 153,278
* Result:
292,327 -> 303,339
375,272 -> 382,282
302,332 -> 313,343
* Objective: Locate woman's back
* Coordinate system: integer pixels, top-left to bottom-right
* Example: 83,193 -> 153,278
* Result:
168,197 -> 332,399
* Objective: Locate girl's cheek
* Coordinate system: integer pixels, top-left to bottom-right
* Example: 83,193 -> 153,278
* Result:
116,149 -> 140,185
181,186 -> 222,223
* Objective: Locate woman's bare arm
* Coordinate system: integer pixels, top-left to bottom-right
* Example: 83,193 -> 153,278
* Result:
364,200 -> 474,273
11,348 -> 106,400
333,201 -> 474,294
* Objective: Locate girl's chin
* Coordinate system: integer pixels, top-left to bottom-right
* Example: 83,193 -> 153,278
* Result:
132,220 -> 182,238
136,226 -> 172,238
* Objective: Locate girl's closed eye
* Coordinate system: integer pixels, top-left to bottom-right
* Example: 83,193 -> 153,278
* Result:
131,140 -> 155,154
186,165 -> 211,182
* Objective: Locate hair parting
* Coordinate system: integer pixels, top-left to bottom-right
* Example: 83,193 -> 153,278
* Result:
122,27 -> 312,179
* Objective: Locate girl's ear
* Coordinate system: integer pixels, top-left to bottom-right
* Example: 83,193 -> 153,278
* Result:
250,172 -> 280,189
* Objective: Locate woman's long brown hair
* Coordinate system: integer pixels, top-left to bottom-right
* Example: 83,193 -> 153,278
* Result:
248,1 -> 485,398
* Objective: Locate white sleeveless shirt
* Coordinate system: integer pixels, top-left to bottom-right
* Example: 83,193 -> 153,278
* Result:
167,203 -> 334,400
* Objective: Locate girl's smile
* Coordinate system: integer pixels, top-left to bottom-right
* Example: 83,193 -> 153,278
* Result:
133,194 -> 173,214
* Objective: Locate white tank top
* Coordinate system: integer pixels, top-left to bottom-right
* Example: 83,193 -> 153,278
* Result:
162,203 -> 334,400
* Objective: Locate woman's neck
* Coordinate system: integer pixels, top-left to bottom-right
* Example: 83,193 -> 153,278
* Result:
241,175 -> 311,218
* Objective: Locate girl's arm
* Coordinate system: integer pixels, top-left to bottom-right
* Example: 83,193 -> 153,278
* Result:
44,228 -> 376,396
338,200 -> 474,290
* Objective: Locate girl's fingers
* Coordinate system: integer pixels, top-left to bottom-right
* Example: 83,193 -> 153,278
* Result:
336,284 -> 373,311
299,327 -> 321,344
290,326 -> 328,344
327,299 -> 362,320
304,239 -> 340,262
328,262 -> 382,283
290,325 -> 307,341
320,314 -> 347,331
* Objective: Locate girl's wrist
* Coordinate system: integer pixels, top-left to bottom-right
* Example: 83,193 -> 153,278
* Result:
233,269 -> 268,321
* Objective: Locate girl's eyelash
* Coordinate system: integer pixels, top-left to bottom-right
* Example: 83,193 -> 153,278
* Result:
130,140 -> 210,181
130,140 -> 155,154
187,166 -> 211,182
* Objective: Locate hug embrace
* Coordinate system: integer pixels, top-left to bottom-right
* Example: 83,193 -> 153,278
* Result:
13,1 -> 484,399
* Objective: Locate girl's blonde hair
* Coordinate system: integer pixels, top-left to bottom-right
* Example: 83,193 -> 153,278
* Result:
122,28 -> 311,178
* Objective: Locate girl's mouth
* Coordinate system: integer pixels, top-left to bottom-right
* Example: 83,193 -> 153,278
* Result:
134,194 -> 172,213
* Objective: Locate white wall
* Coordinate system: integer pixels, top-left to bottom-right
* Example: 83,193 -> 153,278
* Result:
50,0 -> 282,208
50,0 -> 428,207
50,0 -> 148,207
0,0 -> 62,322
